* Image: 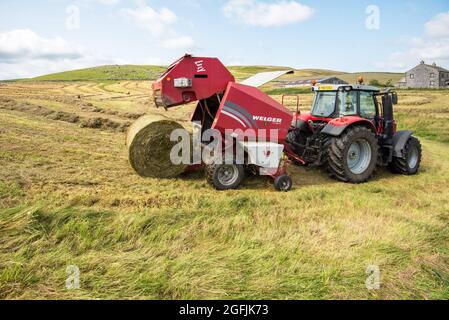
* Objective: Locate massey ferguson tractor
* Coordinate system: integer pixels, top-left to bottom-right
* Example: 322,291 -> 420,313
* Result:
143,54 -> 422,191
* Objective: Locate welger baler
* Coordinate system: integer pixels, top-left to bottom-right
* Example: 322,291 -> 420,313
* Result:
151,54 -> 300,191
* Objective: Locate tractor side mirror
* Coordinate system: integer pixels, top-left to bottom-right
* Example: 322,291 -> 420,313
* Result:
392,93 -> 398,105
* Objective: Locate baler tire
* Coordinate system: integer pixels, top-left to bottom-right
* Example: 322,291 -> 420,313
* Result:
274,175 -> 293,192
390,136 -> 422,175
327,126 -> 378,183
206,163 -> 245,190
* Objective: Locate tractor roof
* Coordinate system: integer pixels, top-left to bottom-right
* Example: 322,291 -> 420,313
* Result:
313,84 -> 380,92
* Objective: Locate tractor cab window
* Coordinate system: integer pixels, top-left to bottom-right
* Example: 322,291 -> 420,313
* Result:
311,91 -> 337,117
360,91 -> 376,119
337,90 -> 358,116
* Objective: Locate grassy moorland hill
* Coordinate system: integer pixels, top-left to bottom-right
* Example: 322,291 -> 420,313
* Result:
338,72 -> 404,85
30,65 -> 167,82
29,65 -> 303,82
26,65 -> 403,87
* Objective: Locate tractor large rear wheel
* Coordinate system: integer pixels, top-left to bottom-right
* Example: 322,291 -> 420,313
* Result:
327,126 -> 379,183
390,136 -> 422,175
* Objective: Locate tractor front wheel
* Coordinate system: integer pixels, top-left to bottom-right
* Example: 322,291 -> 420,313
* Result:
327,126 -> 379,183
206,163 -> 245,190
390,136 -> 422,175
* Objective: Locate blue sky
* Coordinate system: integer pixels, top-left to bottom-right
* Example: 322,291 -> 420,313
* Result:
1,0 -> 449,79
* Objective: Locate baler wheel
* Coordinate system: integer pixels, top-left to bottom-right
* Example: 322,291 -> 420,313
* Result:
327,126 -> 378,183
390,136 -> 422,175
274,174 -> 292,192
206,163 -> 245,190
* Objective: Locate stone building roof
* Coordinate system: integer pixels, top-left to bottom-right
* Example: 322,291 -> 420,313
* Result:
408,61 -> 449,73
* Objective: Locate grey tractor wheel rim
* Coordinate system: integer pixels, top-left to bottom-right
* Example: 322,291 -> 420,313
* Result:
408,146 -> 419,169
217,165 -> 239,186
347,139 -> 372,175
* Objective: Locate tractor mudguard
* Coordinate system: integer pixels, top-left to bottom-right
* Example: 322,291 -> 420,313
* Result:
321,118 -> 376,137
321,123 -> 347,136
392,130 -> 414,158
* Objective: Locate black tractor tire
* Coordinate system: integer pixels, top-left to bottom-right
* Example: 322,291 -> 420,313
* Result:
319,135 -> 332,167
286,130 -> 304,166
206,162 -> 245,190
286,130 -> 305,155
274,174 -> 293,192
390,136 -> 422,175
327,126 -> 379,183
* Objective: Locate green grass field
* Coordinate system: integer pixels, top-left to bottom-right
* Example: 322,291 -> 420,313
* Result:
1,79 -> 449,299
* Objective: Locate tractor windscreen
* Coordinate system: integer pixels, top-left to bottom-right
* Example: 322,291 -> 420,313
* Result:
336,91 -> 358,116
312,91 -> 337,117
312,90 -> 358,117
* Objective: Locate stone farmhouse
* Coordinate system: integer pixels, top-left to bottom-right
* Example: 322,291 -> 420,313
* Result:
396,61 -> 449,88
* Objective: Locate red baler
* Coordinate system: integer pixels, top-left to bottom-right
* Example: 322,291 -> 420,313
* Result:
151,54 -> 301,191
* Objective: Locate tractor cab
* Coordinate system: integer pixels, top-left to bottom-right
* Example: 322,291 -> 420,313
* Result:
311,84 -> 398,120
293,84 -> 399,139
287,82 -> 420,184
310,84 -> 388,121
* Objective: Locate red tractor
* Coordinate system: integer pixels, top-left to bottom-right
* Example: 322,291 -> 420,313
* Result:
149,55 -> 422,191
287,83 -> 422,184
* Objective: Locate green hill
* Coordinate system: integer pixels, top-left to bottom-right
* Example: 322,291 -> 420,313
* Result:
28,64 -> 403,86
278,71 -> 403,85
338,72 -> 404,85
31,65 -> 167,81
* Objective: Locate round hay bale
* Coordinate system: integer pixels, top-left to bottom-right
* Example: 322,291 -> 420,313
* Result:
126,115 -> 188,178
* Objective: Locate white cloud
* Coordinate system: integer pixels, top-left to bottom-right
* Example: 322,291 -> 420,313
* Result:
120,6 -> 177,38
0,29 -> 122,80
223,0 -> 314,27
79,0 -> 120,6
376,40 -> 449,71
161,36 -> 195,50
120,2 -> 195,50
411,40 -> 449,61
0,29 -> 83,63
425,11 -> 449,38
97,0 -> 120,5
377,11 -> 449,71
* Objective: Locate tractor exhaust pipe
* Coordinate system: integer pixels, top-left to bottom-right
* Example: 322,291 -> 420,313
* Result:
381,94 -> 394,141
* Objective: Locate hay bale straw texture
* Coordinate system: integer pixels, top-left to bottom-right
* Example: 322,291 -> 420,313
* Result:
126,115 -> 188,178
